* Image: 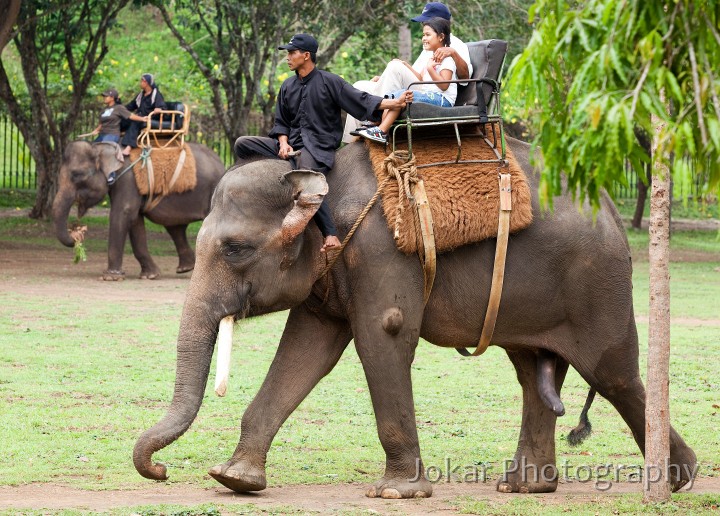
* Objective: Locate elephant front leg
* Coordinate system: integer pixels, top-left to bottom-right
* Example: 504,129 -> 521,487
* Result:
498,348 -> 569,493
353,311 -> 432,499
103,207 -> 133,280
208,305 -> 352,493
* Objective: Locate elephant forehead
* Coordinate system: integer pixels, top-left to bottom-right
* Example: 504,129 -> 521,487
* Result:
63,141 -> 95,166
217,165 -> 293,211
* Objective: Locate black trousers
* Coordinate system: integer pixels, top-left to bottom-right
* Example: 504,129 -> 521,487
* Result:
234,136 -> 337,237
120,119 -> 144,148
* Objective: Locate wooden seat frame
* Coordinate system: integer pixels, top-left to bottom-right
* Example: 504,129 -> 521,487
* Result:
138,103 -> 191,149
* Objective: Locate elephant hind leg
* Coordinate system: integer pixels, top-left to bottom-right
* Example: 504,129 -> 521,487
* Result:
579,367 -> 697,492
498,348 -> 569,494
165,224 -> 195,273
129,215 -> 161,279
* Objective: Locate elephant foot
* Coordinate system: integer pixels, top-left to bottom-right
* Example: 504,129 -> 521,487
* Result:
366,476 -> 433,499
176,264 -> 194,274
669,446 -> 698,492
139,270 -> 160,280
496,458 -> 558,493
208,459 -> 267,493
101,269 -> 125,281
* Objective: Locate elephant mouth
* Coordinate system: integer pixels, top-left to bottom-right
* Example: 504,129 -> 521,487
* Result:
235,281 -> 252,317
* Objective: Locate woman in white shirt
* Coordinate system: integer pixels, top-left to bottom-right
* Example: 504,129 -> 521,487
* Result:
358,17 -> 457,144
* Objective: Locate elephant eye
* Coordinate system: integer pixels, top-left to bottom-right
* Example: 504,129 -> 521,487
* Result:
222,241 -> 256,262
71,169 -> 86,181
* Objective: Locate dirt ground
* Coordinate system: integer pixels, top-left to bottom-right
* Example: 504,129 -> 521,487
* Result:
1,478 -> 720,513
1,210 -> 719,513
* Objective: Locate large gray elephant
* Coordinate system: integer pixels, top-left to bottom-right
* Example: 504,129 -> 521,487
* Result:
133,137 -> 696,498
52,141 -> 225,279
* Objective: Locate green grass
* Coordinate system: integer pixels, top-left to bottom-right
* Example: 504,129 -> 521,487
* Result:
615,197 -> 719,221
0,189 -> 35,208
0,227 -> 718,513
0,211 -> 202,257
453,493 -> 720,515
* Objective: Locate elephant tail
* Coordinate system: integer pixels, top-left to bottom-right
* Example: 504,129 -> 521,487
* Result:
567,388 -> 596,446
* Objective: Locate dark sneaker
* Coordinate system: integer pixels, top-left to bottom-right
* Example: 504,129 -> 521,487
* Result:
107,171 -> 117,185
358,127 -> 387,144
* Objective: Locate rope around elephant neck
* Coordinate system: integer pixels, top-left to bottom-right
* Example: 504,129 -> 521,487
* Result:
319,150 -> 417,278
112,147 -> 152,186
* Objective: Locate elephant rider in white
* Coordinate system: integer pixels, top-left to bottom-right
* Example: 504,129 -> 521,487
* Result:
342,1 -> 473,143
234,33 -> 410,253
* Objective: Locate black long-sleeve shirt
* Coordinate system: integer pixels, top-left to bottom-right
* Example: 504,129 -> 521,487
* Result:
269,68 -> 383,169
125,88 -> 166,116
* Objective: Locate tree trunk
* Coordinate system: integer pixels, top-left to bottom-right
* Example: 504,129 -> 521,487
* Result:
0,0 -> 21,52
644,102 -> 671,503
632,129 -> 652,230
632,174 -> 650,230
27,135 -> 61,219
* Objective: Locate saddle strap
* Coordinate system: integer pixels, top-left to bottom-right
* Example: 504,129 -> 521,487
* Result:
413,179 -> 436,305
143,147 -> 186,212
468,172 -> 512,356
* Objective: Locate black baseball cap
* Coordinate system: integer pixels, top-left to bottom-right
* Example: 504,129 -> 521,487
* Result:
101,88 -> 119,99
278,33 -> 319,53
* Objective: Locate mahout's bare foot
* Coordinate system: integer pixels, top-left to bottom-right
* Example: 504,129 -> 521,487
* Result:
320,235 -> 341,253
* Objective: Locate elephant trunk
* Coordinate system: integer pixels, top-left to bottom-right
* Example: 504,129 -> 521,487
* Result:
133,304 -> 219,480
52,188 -> 76,248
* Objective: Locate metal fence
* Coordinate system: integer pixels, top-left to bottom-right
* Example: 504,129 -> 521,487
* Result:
0,110 -> 712,199
0,109 -> 241,190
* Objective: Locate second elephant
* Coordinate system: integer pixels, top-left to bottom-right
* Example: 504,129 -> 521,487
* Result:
52,141 -> 225,279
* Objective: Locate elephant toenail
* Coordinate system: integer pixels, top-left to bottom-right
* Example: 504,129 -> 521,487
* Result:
497,483 -> 512,493
381,488 -> 402,499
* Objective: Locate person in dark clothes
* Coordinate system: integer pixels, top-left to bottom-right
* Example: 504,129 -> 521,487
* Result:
92,88 -> 146,143
120,73 -> 166,155
234,33 -> 410,252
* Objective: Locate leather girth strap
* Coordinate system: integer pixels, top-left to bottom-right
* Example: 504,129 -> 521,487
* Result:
458,172 -> 512,356
413,179 -> 436,304
144,147 -> 187,212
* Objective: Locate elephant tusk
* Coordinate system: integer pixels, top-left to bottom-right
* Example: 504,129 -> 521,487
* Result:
214,315 -> 235,397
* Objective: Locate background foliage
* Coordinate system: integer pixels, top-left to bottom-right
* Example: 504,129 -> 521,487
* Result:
507,0 -> 720,209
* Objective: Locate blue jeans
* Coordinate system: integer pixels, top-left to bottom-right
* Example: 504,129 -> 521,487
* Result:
386,89 -> 453,107
94,134 -> 120,143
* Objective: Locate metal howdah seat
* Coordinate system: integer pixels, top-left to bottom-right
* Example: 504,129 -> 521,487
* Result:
391,39 -> 509,168
138,101 -> 191,149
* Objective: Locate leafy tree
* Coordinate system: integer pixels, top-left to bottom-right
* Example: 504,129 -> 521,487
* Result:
0,0 -> 131,218
507,0 -> 719,502
152,0 -> 406,145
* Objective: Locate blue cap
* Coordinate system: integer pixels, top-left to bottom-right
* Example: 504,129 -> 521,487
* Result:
411,2 -> 452,22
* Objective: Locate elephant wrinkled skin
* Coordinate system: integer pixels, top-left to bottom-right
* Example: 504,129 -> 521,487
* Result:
52,141 -> 225,279
133,138 -> 696,498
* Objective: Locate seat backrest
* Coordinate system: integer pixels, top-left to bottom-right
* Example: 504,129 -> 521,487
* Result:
160,101 -> 185,130
455,39 -> 508,108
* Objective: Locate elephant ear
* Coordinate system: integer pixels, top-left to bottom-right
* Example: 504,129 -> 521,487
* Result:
94,143 -> 125,180
280,170 -> 328,247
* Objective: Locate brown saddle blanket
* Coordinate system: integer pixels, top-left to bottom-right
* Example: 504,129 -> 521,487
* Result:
366,136 -> 533,254
130,145 -> 197,196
